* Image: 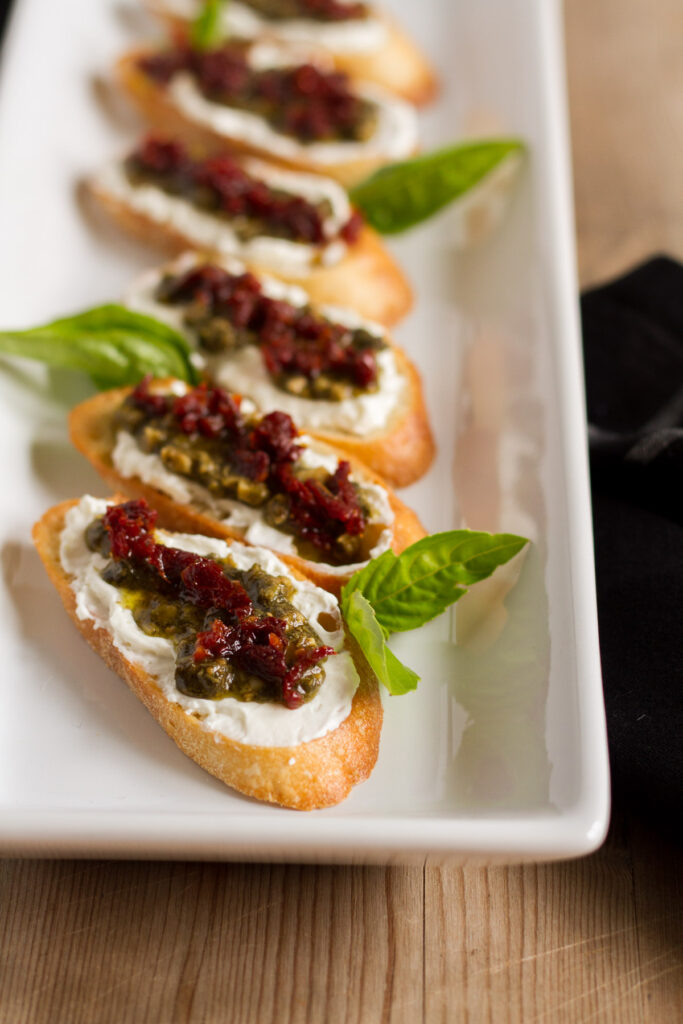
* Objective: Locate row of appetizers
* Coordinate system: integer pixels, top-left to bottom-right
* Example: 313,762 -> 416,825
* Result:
86,0 -> 438,326
31,3 -> 525,811
143,0 -> 439,108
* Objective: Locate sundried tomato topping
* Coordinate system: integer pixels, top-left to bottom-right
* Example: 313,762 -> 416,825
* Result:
128,379 -> 369,555
103,499 -> 253,618
128,137 -> 363,246
339,210 -> 364,245
281,646 -> 335,708
254,63 -> 371,142
194,617 -> 333,709
172,383 -> 244,438
179,559 -> 254,617
251,410 -> 301,464
154,544 -> 203,583
160,264 -> 380,389
131,378 -> 301,471
193,617 -> 243,662
274,459 -> 365,551
138,49 -> 190,84
99,499 -> 333,707
128,137 -> 189,178
128,138 -> 331,245
103,500 -> 159,564
139,43 -> 375,144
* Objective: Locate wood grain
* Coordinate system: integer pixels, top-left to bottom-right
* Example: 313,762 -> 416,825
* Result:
0,862 -> 424,1024
2,0 -> 683,1021
567,0 -> 683,286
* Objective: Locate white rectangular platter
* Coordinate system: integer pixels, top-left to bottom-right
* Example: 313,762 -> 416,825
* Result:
0,0 -> 610,862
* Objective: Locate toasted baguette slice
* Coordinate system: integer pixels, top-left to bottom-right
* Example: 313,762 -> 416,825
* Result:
124,253 -> 433,484
33,497 -> 383,810
89,165 -> 413,328
69,385 -> 427,595
115,50 -> 417,188
145,1 -> 438,107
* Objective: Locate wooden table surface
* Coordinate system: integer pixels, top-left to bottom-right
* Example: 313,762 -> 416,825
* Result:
2,1 -> 682,1021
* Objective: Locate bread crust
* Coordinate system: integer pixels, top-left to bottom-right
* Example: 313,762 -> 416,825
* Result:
266,226 -> 414,331
144,2 -> 438,107
68,385 -> 427,595
33,498 -> 383,810
115,49 -> 415,187
89,177 -> 413,328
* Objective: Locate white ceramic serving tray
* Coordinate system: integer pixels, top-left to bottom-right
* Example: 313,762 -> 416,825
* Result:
0,0 -> 609,863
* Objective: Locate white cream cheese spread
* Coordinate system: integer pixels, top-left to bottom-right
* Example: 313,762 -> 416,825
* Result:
155,0 -> 387,55
94,157 -> 351,276
208,345 -> 405,436
125,254 -> 408,437
60,495 -> 359,747
110,429 -> 395,575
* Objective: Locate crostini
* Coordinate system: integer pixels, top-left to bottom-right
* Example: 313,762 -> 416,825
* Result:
144,0 -> 438,106
115,38 -> 418,186
124,252 -> 434,485
69,379 -> 426,594
90,137 -> 413,326
33,495 -> 382,809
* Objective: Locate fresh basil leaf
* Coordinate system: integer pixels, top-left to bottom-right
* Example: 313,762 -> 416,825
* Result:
349,139 -> 524,234
343,530 -> 528,635
191,0 -> 226,50
345,591 -> 419,696
341,530 -> 529,696
49,305 -> 194,359
0,304 -> 198,390
342,549 -> 394,635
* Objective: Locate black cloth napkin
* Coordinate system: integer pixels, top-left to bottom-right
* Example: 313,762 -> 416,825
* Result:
0,1 -> 11,40
583,256 -> 683,835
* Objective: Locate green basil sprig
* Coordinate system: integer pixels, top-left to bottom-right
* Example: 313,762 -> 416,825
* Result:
0,305 -> 199,390
348,139 -> 524,235
190,0 -> 227,51
341,530 -> 528,695
345,591 -> 420,697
